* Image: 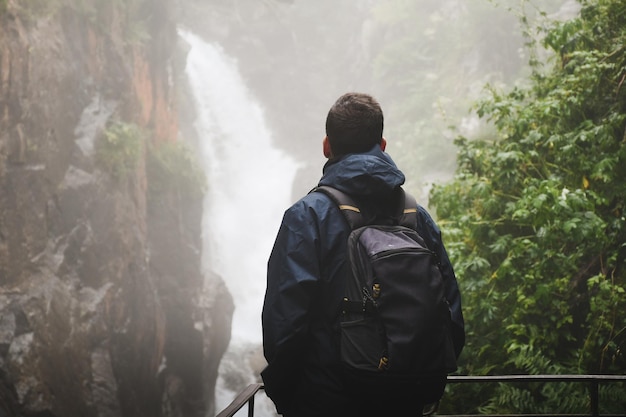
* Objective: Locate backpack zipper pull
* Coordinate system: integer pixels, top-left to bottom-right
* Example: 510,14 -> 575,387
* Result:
372,283 -> 381,299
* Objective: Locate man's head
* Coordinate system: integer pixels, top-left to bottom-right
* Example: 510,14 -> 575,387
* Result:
324,92 -> 385,158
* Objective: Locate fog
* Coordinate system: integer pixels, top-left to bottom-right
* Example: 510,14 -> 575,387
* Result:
0,0 -> 587,416
180,0 -> 575,204
176,0 -> 576,415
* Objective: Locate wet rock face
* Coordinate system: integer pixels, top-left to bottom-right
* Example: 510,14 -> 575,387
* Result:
0,2 -> 233,417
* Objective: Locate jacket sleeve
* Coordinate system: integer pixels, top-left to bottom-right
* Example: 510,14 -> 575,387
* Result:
261,201 -> 320,414
416,206 -> 465,359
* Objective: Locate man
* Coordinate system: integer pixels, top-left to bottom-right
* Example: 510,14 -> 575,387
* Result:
262,92 -> 464,416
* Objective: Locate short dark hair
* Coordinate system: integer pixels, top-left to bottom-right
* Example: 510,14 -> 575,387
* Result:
325,92 -> 384,157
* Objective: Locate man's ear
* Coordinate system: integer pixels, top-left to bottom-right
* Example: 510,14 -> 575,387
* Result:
323,136 -> 333,158
380,137 -> 387,151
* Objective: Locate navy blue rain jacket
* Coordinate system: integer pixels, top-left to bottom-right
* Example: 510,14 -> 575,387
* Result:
261,146 -> 464,415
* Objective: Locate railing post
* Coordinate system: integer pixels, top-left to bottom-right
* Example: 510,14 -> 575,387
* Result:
590,378 -> 599,417
248,395 -> 255,417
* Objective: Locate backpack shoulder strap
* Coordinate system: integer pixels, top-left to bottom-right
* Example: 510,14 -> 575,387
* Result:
311,185 -> 365,230
400,189 -> 419,230
312,185 -> 419,230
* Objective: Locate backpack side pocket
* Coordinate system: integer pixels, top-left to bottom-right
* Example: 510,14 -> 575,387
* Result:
340,316 -> 386,372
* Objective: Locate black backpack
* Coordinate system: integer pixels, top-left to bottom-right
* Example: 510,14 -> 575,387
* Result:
315,186 -> 457,398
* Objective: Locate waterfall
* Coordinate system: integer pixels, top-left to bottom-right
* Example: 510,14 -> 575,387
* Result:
180,30 -> 298,416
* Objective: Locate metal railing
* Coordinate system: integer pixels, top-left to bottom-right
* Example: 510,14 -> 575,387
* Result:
445,375 -> 626,417
216,383 -> 264,417
215,374 -> 626,417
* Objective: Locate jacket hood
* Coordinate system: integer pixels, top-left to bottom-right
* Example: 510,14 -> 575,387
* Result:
318,145 -> 405,197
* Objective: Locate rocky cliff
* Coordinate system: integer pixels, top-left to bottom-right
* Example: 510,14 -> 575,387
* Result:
0,1 -> 233,416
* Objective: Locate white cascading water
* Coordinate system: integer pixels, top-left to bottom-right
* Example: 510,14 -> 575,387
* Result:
180,30 -> 298,416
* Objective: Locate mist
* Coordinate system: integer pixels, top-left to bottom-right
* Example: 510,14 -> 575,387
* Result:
176,1 -> 576,415
179,0 -> 576,204
0,0 -> 582,416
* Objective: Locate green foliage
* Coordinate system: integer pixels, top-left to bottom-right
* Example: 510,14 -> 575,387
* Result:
479,379 -> 588,414
147,140 -> 207,196
95,121 -> 143,181
431,0 -> 626,413
123,0 -> 151,46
